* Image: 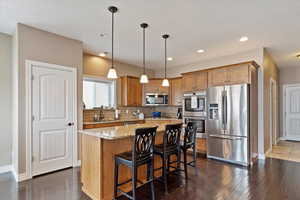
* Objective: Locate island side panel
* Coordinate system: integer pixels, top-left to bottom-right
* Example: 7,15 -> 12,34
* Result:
101,131 -> 166,200
81,134 -> 101,200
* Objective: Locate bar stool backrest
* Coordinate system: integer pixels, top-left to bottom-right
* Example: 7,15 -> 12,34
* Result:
133,127 -> 158,164
164,123 -> 183,153
184,122 -> 197,147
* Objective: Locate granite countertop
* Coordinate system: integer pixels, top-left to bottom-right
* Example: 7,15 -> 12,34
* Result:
79,119 -> 182,140
83,118 -> 144,125
83,118 -> 181,125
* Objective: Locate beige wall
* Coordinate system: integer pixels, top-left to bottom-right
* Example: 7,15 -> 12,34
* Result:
154,48 -> 263,78
83,53 -> 155,78
0,33 -> 12,167
16,23 -> 83,174
262,49 -> 279,153
279,66 -> 300,138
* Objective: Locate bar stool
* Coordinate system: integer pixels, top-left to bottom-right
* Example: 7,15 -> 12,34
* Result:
114,127 -> 158,200
180,122 -> 197,179
154,123 -> 182,193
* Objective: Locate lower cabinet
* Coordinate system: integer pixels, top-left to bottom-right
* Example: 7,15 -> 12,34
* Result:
196,138 -> 207,153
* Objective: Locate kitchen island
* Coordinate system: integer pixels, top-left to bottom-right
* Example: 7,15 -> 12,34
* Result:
79,119 -> 182,200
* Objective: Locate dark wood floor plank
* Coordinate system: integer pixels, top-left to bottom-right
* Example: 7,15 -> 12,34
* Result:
1,157 -> 300,200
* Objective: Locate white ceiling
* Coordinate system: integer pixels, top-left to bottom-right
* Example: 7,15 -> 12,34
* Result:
1,0 -> 300,69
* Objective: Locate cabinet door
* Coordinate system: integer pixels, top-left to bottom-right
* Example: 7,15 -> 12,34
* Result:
182,74 -> 195,92
128,77 -> 142,106
227,64 -> 250,85
144,79 -> 160,93
208,68 -> 228,87
170,78 -> 182,105
195,71 -> 208,90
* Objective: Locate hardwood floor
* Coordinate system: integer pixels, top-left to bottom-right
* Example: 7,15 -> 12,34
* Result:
1,157 -> 300,200
266,140 -> 300,162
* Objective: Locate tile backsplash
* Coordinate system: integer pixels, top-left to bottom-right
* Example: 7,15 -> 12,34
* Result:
83,106 -> 181,122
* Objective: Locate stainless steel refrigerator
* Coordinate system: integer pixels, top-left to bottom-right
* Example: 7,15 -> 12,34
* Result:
207,84 -> 256,166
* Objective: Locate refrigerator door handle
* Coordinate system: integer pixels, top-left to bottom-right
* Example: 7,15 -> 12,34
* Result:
224,90 -> 228,130
209,134 -> 242,140
222,92 -> 225,129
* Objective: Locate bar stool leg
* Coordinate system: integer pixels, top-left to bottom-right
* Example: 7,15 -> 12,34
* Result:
183,149 -> 188,179
162,154 -> 168,194
193,144 -> 197,167
150,159 -> 155,200
114,160 -> 119,200
132,166 -> 138,200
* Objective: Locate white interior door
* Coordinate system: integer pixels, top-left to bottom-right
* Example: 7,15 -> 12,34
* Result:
285,86 -> 300,141
32,64 -> 75,176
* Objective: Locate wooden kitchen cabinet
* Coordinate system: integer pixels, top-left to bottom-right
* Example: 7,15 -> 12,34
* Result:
170,78 -> 182,106
182,71 -> 208,92
208,63 -> 255,87
119,76 -> 142,106
143,79 -> 169,94
196,138 -> 207,153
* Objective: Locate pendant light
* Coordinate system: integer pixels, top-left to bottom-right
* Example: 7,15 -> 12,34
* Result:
140,23 -> 149,83
162,34 -> 170,87
107,6 -> 118,79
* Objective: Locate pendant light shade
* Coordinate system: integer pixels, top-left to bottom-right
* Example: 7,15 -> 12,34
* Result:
162,34 -> 170,87
107,68 -> 118,79
140,23 -> 149,84
162,78 -> 170,87
107,6 -> 118,79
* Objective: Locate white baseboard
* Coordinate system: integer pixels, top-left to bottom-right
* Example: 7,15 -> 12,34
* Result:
0,165 -> 12,174
258,154 -> 266,160
74,160 -> 81,167
18,173 -> 31,182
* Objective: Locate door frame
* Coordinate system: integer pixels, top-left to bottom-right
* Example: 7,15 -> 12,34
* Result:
283,83 -> 300,141
25,60 -> 78,180
269,78 -> 277,148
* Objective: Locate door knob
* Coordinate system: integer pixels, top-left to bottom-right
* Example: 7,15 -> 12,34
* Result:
68,122 -> 74,126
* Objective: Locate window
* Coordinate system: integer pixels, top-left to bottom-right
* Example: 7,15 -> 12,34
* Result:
83,77 -> 116,109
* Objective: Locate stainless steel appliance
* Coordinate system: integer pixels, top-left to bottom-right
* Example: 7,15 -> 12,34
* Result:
183,117 -> 206,138
183,91 -> 206,117
145,93 -> 168,106
207,84 -> 254,166
183,91 -> 207,138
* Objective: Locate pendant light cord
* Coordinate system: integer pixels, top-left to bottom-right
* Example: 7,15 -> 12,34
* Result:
164,37 -> 167,79
111,10 -> 114,69
143,26 -> 146,74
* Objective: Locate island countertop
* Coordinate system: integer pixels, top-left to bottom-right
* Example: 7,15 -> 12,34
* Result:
79,119 -> 182,140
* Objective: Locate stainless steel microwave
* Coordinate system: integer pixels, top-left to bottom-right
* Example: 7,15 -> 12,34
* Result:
183,91 -> 206,117
145,93 -> 168,106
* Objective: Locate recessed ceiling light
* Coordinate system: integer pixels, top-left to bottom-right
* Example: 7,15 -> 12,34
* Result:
167,57 -> 173,61
297,54 -> 300,59
197,49 -> 205,53
99,52 -> 107,57
239,36 -> 248,42
100,33 -> 107,37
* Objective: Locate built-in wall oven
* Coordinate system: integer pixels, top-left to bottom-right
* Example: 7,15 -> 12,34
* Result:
184,117 -> 206,138
183,91 -> 207,138
145,93 -> 168,106
183,91 -> 206,117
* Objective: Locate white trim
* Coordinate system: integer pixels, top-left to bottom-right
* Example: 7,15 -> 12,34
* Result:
269,78 -> 277,147
18,173 -> 31,182
0,165 -> 12,174
282,83 -> 300,141
258,154 -> 266,160
25,60 -> 78,180
74,160 -> 81,167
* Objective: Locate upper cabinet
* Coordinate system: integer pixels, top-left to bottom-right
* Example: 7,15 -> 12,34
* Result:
143,79 -> 169,94
208,63 -> 255,87
182,71 -> 208,92
119,76 -> 142,106
170,78 -> 182,106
